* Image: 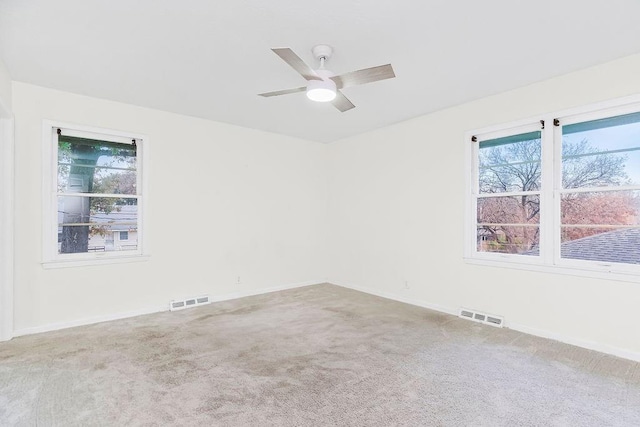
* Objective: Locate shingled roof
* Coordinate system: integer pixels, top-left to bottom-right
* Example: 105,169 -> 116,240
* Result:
527,228 -> 640,264
560,228 -> 640,264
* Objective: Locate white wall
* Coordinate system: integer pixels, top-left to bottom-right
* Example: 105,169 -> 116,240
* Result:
12,82 -> 328,334
327,53 -> 640,360
0,57 -> 13,341
10,53 -> 640,360
0,59 -> 11,115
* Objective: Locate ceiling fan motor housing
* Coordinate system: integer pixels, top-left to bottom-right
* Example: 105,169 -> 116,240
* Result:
312,44 -> 333,61
307,69 -> 336,102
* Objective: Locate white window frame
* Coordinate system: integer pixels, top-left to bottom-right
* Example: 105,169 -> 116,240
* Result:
468,121 -> 547,266
42,120 -> 150,268
465,93 -> 640,282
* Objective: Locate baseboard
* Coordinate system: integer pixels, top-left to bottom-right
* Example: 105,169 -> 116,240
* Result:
330,280 -> 458,316
15,279 -> 638,363
329,280 -> 640,363
13,304 -> 168,337
13,279 -> 325,338
0,330 -> 13,342
507,322 -> 640,363
206,279 -> 323,303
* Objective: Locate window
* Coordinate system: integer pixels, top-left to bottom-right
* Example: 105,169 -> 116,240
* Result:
559,111 -> 640,266
476,128 -> 542,257
466,97 -> 640,277
43,122 -> 148,267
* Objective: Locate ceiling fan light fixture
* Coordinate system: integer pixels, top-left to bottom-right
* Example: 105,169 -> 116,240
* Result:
306,78 -> 336,102
259,45 -> 395,112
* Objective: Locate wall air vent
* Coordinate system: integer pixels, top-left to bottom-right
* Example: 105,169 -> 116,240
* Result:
170,295 -> 211,311
460,310 -> 474,319
459,308 -> 504,328
486,316 -> 503,326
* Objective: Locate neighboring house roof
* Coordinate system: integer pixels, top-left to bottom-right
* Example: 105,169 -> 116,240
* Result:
58,205 -> 137,233
526,228 -> 640,264
91,205 -> 138,232
561,228 -> 640,264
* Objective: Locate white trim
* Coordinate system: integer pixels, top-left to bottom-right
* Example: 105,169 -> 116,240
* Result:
12,280 -> 324,337
468,118 -> 541,140
463,130 -> 473,260
539,119 -> 554,264
476,190 -> 541,198
13,278 -> 640,363
42,254 -> 150,269
508,322 -> 640,363
468,251 -> 543,265
205,279 -> 322,303
464,257 -> 640,283
13,304 -> 168,337
558,99 -> 640,128
472,121 -> 543,143
330,280 -> 458,316
557,185 -> 640,194
0,116 -> 14,342
465,120 -> 545,264
41,120 -> 150,266
43,120 -> 147,142
468,92 -> 640,138
329,281 -> 640,363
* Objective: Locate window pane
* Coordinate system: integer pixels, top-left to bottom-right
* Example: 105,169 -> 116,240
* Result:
476,195 -> 540,255
560,227 -> 640,264
562,112 -> 640,189
477,195 -> 540,224
58,136 -> 137,194
560,190 -> 640,264
478,131 -> 541,194
561,190 -> 640,226
476,226 -> 539,255
57,196 -> 137,254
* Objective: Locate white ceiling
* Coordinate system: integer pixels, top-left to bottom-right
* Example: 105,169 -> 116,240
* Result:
2,0 -> 640,143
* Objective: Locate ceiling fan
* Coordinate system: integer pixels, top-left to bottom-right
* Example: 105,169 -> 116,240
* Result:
258,44 -> 395,112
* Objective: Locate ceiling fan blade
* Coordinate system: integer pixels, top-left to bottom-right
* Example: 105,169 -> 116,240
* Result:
258,86 -> 306,97
330,64 -> 395,89
332,90 -> 355,112
271,48 -> 322,81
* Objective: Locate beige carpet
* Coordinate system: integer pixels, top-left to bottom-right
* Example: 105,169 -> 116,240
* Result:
1,283 -> 639,426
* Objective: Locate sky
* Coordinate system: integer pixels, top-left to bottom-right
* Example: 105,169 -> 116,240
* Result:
563,119 -> 640,186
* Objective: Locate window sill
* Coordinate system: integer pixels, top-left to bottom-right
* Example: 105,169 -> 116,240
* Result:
464,256 -> 640,284
42,254 -> 150,269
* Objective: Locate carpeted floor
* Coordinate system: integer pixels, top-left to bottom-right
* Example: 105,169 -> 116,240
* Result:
1,284 -> 639,426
